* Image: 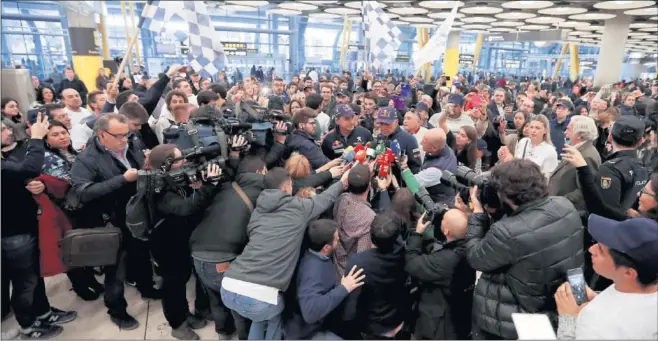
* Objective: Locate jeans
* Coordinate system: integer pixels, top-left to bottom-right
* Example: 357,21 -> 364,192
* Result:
1,234 -> 50,328
310,330 -> 343,340
193,258 -> 249,338
220,286 -> 284,340
103,249 -> 128,316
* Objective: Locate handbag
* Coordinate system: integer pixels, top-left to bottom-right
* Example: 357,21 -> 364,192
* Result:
60,214 -> 122,268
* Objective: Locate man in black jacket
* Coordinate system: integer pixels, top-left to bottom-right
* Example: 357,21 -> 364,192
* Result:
58,67 -> 88,106
1,116 -> 77,339
190,156 -> 267,340
465,160 -> 584,340
70,114 -> 149,330
406,209 -> 475,340
285,108 -> 330,169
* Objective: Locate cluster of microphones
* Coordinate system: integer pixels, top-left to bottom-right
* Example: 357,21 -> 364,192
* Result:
341,140 -> 403,178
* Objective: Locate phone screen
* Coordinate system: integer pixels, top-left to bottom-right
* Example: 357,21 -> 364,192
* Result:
567,268 -> 587,305
512,313 -> 557,340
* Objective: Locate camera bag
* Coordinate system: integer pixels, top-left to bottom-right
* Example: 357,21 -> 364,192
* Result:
60,214 -> 122,268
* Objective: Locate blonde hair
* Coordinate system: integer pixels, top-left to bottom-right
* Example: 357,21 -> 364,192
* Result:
529,114 -> 552,145
296,187 -> 317,198
285,152 -> 311,179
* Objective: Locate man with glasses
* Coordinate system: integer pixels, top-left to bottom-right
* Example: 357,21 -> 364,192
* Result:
285,108 -> 330,169
70,113 -> 147,331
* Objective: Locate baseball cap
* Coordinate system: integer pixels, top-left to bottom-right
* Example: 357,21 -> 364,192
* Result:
476,139 -> 491,157
448,93 -> 465,106
376,106 -> 398,124
556,99 -> 574,111
611,115 -> 645,145
335,104 -> 356,118
335,89 -> 350,97
414,101 -> 429,113
588,214 -> 658,273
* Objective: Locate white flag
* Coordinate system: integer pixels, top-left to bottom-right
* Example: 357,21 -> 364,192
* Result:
412,4 -> 459,70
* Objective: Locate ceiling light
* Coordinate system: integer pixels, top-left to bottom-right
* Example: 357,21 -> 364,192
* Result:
226,1 -> 268,6
645,35 -> 658,40
568,30 -> 591,35
587,25 -> 605,31
464,29 -> 487,33
651,16 -> 658,20
268,8 -> 302,15
344,1 -> 387,8
418,1 -> 465,9
461,16 -> 498,23
624,7 -> 658,15
391,20 -> 410,25
628,31 -> 651,36
451,21 -> 464,26
639,27 -> 658,31
221,4 -> 257,11
300,1 -> 339,4
638,41 -> 657,45
538,6 -> 587,15
382,0 -> 411,2
309,12 -> 340,19
495,11 -> 537,19
501,1 -> 554,9
526,16 -> 566,24
569,13 -> 617,20
534,41 -> 549,47
630,22 -> 658,28
428,11 -> 465,19
594,1 -> 656,10
460,6 -> 503,14
491,21 -> 525,27
279,2 -> 318,11
554,21 -> 591,28
400,16 -> 434,23
324,7 -> 361,15
488,27 -> 515,32
412,23 -> 437,28
523,24 -> 551,30
387,7 -> 429,15
461,24 -> 492,29
580,33 -> 603,38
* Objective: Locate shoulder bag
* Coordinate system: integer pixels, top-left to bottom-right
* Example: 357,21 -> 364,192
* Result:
60,213 -> 122,268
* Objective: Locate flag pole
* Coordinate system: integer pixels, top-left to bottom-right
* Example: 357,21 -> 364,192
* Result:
361,0 -> 369,73
112,28 -> 141,89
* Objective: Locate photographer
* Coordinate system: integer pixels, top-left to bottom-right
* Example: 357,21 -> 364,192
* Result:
464,159 -> 584,340
405,210 -> 475,340
191,155 -> 267,340
146,144 -> 219,340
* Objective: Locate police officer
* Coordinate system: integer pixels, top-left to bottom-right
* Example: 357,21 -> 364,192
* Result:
375,106 -> 422,174
596,115 -> 649,215
322,104 -> 372,160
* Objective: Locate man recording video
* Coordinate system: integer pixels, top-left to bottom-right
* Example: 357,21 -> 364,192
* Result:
464,159 -> 584,340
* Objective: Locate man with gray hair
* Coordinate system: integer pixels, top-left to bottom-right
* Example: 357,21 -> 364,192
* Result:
70,113 -> 153,331
548,115 -> 602,212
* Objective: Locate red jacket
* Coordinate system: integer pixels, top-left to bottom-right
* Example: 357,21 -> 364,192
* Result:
33,174 -> 72,277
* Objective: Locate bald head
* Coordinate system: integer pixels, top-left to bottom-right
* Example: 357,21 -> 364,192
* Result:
425,128 -> 446,150
441,209 -> 468,241
62,88 -> 82,110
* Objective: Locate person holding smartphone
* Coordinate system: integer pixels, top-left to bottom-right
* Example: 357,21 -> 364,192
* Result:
554,216 -> 658,340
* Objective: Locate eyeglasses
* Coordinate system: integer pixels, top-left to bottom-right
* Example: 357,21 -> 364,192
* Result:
640,188 -> 656,199
305,121 -> 317,126
103,130 -> 129,140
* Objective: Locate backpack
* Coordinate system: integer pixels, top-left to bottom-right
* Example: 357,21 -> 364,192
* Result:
125,180 -> 160,241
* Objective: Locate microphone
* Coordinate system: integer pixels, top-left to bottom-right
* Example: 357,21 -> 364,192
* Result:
342,147 -> 355,162
353,144 -> 365,154
354,150 -> 367,163
365,142 -> 376,161
374,143 -> 386,156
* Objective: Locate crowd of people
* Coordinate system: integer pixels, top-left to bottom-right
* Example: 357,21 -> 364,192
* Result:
1,62 -> 657,341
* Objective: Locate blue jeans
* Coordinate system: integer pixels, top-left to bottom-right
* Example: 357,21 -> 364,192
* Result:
220,285 -> 284,340
310,330 -> 343,340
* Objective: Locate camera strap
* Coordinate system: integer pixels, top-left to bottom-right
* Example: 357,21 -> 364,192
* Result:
232,182 -> 253,213
521,139 -> 530,160
186,121 -> 201,148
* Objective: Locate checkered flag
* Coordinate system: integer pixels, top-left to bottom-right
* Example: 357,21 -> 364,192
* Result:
181,1 -> 229,78
138,0 -> 176,33
361,1 -> 403,71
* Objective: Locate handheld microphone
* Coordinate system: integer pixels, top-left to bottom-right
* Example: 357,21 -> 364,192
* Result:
342,149 -> 355,162
353,144 -> 365,154
354,150 -> 367,163
366,142 -> 376,161
390,140 -> 401,157
374,143 -> 386,156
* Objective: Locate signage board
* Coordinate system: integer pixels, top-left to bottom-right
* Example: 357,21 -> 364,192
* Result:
459,54 -> 474,66
396,55 -> 410,62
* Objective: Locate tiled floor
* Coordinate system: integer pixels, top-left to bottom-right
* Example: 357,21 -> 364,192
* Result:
1,274 -> 224,340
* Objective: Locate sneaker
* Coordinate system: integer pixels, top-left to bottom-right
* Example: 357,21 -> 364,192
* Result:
71,285 -> 100,301
110,311 -> 139,331
124,280 -> 136,287
1,327 -> 19,340
186,314 -> 207,330
20,321 -> 63,340
171,323 -> 199,340
38,308 -> 77,325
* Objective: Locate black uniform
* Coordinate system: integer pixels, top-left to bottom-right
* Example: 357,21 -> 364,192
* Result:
321,125 -> 372,160
377,126 -> 422,174
596,150 -> 649,214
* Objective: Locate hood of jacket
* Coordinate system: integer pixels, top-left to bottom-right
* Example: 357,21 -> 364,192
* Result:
236,172 -> 264,189
255,189 -> 295,213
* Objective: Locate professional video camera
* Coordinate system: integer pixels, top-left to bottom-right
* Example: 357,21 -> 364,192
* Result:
440,166 -> 499,209
224,100 -> 294,136
136,144 -> 226,195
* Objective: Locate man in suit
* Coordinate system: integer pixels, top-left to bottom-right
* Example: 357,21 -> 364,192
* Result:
548,116 -> 602,212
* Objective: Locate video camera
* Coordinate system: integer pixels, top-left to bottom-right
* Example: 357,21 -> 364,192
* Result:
223,100 -> 294,136
440,166 -> 499,209
137,144 -> 226,195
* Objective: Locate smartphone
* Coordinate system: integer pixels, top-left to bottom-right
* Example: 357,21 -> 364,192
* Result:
567,268 -> 587,305
445,76 -> 451,81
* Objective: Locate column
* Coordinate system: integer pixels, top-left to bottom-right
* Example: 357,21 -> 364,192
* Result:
64,6 -> 103,92
442,31 -> 460,87
594,14 -> 631,87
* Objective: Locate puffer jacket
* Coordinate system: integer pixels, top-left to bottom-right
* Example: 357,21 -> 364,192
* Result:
465,196 -> 584,339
